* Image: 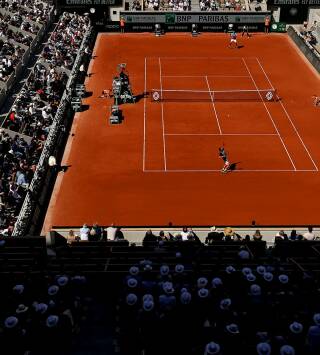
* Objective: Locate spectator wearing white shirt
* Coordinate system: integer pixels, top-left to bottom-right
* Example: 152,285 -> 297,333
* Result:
304,227 -> 316,241
106,223 -> 117,241
79,224 -> 90,241
180,227 -> 190,241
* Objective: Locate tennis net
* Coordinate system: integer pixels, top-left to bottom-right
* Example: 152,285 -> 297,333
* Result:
151,89 -> 277,102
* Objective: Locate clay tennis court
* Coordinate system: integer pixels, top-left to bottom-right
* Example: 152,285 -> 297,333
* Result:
44,32 -> 320,230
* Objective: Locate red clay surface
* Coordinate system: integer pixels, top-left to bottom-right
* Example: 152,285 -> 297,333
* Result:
43,33 -> 320,230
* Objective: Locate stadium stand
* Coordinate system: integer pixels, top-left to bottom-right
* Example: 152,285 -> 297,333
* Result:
200,0 -> 246,11
296,21 -> 320,53
0,11 -> 91,237
0,234 -> 320,353
0,0 -> 54,107
0,2 -> 319,354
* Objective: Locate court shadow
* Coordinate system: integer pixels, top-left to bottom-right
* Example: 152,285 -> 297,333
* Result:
81,105 -> 90,111
237,45 -> 245,49
134,93 -> 146,102
84,91 -> 93,98
60,165 -> 72,173
229,162 -> 241,171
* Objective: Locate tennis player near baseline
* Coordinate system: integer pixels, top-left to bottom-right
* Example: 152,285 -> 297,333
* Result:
219,146 -> 231,173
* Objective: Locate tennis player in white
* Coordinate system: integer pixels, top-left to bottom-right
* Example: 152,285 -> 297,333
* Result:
229,31 -> 238,49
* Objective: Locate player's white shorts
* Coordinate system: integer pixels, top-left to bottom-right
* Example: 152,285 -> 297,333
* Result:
230,39 -> 237,43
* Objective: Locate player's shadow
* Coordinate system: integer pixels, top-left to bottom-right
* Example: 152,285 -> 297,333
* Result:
237,45 -> 244,49
134,93 -> 146,102
229,162 -> 240,171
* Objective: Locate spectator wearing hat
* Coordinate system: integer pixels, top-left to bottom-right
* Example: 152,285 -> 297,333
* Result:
158,264 -> 170,280
223,323 -> 243,354
288,321 -> 305,353
137,297 -> 160,354
119,292 -> 140,354
307,317 -> 320,354
257,342 -> 271,355
280,345 -> 295,355
43,314 -> 73,354
215,298 -> 235,328
15,304 -> 29,326
2,316 -> 26,354
172,263 -> 187,287
204,341 -> 221,355
210,277 -> 225,303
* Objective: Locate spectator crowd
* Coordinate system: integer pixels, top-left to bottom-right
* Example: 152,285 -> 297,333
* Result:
200,0 -> 245,11
299,21 -> 319,49
118,247 -> 320,354
0,273 -> 89,354
0,0 -> 52,83
0,11 -> 90,237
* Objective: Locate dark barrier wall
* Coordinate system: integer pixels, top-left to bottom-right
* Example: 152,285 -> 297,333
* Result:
118,11 -> 271,32
287,26 -> 320,73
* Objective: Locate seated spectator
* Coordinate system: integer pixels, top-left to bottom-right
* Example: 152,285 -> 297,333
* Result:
67,230 -> 79,244
79,224 -> 90,240
143,230 -> 158,247
304,226 -> 316,241
206,226 -> 223,244
253,230 -> 263,241
106,223 -> 117,240
115,227 -> 124,241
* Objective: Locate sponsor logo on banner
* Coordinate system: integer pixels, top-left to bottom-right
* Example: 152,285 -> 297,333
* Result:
122,12 -> 268,24
266,91 -> 274,101
152,91 -> 160,101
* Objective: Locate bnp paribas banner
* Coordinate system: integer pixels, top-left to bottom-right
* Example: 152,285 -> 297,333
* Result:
121,12 -> 270,24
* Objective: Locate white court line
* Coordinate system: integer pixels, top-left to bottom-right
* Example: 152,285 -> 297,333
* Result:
159,57 -> 167,171
143,169 -> 317,173
162,75 -> 251,78
152,88 -> 266,93
165,133 -> 278,136
143,57 -> 147,172
205,75 -> 222,134
278,102 -> 319,171
256,58 -> 319,171
255,58 -> 275,90
153,56 -> 257,60
242,58 -> 297,171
